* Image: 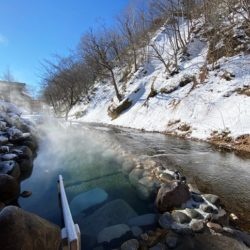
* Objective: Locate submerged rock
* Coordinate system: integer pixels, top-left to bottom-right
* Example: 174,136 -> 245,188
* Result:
121,239 -> 140,250
79,199 -> 137,236
156,181 -> 190,212
203,194 -> 220,206
97,224 -> 131,244
70,187 -> 108,216
0,206 -> 61,250
128,213 -> 158,227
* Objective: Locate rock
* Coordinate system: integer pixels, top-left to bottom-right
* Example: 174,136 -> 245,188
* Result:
0,146 -> 9,153
171,223 -> 193,235
11,146 -> 33,159
128,213 -> 158,227
122,160 -> 135,174
156,181 -> 190,212
206,222 -> 223,233
203,194 -> 220,206
0,135 -> 8,144
79,199 -> 137,236
1,153 -> 18,161
129,169 -> 144,186
184,208 -> 203,219
135,182 -> 153,200
223,227 -> 250,247
171,211 -> 191,224
0,174 -> 20,203
97,224 -> 131,244
165,232 -> 179,249
131,226 -> 143,237
200,204 -> 217,213
20,190 -> 32,198
121,239 -> 140,250
0,206 -> 61,250
211,209 -> 229,226
190,219 -> 205,233
192,193 -> 204,203
70,188 -> 108,216
149,243 -> 167,250
159,212 -> 174,229
194,231 -> 248,250
0,160 -> 20,178
18,158 -> 33,172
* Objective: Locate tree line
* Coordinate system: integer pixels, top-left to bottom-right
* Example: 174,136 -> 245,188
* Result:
41,0 -> 249,119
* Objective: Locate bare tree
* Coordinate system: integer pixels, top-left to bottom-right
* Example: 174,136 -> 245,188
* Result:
79,30 -> 123,101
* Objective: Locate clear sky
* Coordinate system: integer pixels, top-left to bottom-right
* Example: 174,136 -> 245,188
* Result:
0,0 -> 129,91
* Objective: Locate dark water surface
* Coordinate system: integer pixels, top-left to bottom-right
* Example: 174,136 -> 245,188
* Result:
19,123 -> 250,247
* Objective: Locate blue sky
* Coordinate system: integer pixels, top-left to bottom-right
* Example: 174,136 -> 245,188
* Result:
0,0 -> 129,91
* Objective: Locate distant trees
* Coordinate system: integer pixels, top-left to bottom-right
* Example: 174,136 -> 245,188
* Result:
42,55 -> 94,120
1,67 -> 15,82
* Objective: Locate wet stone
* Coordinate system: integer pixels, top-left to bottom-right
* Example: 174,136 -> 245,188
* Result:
165,233 -> 179,249
200,204 -> 217,213
171,211 -> 191,224
190,220 -> 205,233
211,209 -> 229,226
203,194 -> 220,206
192,193 -> 204,203
185,208 -> 203,219
159,212 -> 174,229
207,222 -> 223,233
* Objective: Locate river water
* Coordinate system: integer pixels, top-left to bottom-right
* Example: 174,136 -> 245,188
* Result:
19,122 -> 250,248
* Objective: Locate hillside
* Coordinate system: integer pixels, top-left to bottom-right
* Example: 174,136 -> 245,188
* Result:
69,12 -> 250,152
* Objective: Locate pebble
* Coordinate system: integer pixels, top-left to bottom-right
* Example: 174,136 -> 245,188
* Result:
200,204 -> 217,213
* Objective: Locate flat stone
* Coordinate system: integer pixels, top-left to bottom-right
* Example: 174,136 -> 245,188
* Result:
190,219 -> 205,233
171,211 -> 191,224
70,188 -> 108,216
121,239 -> 140,250
79,199 -> 137,236
203,194 -> 220,206
97,224 -> 130,244
159,212 -> 174,229
128,213 -> 157,227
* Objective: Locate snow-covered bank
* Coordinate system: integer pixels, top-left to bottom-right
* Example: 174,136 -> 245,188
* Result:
69,17 -> 250,150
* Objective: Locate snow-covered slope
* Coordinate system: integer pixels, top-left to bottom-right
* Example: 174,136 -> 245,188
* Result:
69,19 -> 250,142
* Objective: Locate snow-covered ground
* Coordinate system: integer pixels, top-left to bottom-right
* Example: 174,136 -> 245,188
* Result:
69,20 -> 250,141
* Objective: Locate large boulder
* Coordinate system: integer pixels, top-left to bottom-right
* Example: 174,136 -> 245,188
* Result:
156,181 -> 190,212
0,206 -> 61,250
70,188 -> 108,216
0,174 -> 20,203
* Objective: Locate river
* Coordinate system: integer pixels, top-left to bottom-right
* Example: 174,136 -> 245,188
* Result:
19,122 -> 250,248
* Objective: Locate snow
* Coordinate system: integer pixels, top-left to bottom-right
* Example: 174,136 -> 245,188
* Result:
69,20 -> 250,141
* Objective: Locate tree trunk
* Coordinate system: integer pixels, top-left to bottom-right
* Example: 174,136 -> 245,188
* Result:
110,69 -> 122,101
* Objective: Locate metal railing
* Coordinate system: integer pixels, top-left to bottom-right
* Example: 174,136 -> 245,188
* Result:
58,175 -> 81,250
